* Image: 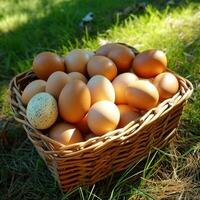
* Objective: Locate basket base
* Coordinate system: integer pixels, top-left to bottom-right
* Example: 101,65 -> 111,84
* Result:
58,128 -> 177,192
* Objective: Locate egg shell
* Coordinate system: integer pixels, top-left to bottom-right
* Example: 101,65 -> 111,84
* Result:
68,72 -> 88,83
26,92 -> 58,129
87,75 -> 115,104
132,49 -> 167,78
95,43 -> 116,56
76,114 -> 90,135
153,72 -> 179,99
64,49 -> 90,74
46,71 -> 71,99
112,73 -> 138,104
49,122 -> 83,148
33,52 -> 65,80
87,100 -> 120,135
59,80 -> 91,123
126,80 -> 159,110
87,56 -> 117,81
117,105 -> 141,128
22,80 -> 46,105
107,44 -> 135,72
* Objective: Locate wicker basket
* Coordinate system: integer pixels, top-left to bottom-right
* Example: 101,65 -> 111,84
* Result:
9,45 -> 193,192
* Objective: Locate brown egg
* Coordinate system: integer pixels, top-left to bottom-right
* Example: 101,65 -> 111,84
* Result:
59,80 -> 91,123
107,44 -> 135,72
132,49 -> 167,78
76,114 -> 90,135
68,72 -> 87,83
22,80 -> 46,105
46,71 -> 71,99
33,52 -> 65,80
153,72 -> 179,99
64,49 -> 90,74
87,56 -> 117,81
87,75 -> 115,104
95,43 -> 116,56
87,101 -> 120,135
49,122 -> 83,147
117,105 -> 141,128
112,73 -> 138,104
126,80 -> 159,110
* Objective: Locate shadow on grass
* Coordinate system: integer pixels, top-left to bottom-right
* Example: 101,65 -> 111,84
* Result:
0,0 -> 196,76
0,0 -> 137,76
0,121 -> 61,200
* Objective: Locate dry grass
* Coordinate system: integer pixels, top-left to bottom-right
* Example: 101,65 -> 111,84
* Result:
129,129 -> 200,200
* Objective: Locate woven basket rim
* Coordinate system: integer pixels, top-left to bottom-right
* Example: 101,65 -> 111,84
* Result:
9,49 -> 194,154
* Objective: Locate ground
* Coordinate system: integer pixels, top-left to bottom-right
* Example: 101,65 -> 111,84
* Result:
0,0 -> 200,199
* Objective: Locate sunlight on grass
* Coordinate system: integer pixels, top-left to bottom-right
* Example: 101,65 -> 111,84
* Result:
85,4 -> 200,79
0,0 -> 70,33
0,0 -> 134,76
0,14 -> 28,33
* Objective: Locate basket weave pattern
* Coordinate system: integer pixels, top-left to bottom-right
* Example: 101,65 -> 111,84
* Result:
10,48 -> 193,192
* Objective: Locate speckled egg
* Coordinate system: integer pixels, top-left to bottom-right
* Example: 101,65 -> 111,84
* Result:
26,92 -> 58,129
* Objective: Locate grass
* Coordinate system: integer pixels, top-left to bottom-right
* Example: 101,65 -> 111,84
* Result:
0,0 -> 200,199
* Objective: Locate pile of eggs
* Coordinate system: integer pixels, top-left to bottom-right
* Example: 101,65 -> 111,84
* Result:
22,43 -> 179,147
